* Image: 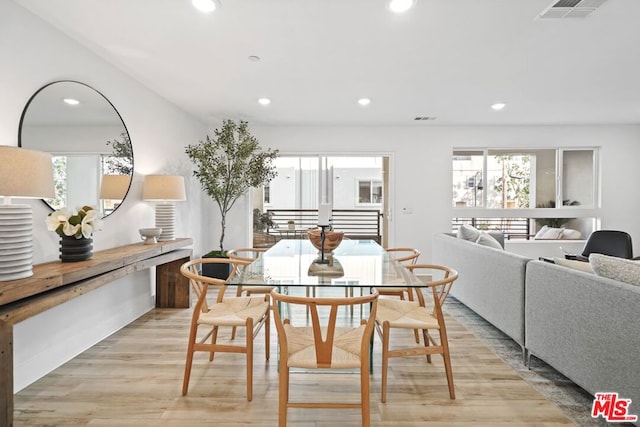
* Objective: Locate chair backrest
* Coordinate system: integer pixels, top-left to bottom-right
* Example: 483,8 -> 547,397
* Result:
581,230 -> 633,259
180,258 -> 249,311
386,247 -> 421,265
407,264 -> 458,312
227,248 -> 265,276
227,247 -> 266,262
270,288 -> 379,368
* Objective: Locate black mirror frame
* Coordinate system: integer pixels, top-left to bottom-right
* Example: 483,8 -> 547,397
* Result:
18,80 -> 134,218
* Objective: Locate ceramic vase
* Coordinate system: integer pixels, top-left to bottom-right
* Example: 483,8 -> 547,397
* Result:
59,236 -> 93,262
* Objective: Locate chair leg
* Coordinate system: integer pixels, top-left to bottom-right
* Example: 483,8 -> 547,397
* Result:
381,322 -> 390,403
231,286 -> 244,340
408,289 -> 420,343
279,364 -> 289,427
265,307 -> 270,361
361,359 -> 371,427
439,328 -> 455,399
246,318 -> 254,401
423,329 -> 432,363
345,287 -> 354,317
182,324 -> 198,396
209,326 -> 219,361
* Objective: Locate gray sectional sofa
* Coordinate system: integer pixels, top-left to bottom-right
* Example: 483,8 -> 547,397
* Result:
432,233 -> 640,423
432,233 -> 529,352
526,260 -> 640,420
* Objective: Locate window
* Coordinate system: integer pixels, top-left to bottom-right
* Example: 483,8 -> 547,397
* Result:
452,151 -> 484,207
452,148 -> 599,239
453,148 -> 597,209
358,180 -> 382,204
486,152 -> 531,209
263,184 -> 271,205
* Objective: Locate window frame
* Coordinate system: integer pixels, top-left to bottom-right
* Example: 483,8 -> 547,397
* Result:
356,179 -> 383,206
452,147 -> 600,238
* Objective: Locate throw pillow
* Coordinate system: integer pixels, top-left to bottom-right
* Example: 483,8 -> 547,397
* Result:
589,253 -> 640,286
553,257 -> 594,273
561,228 -> 582,240
534,225 -> 565,240
457,224 -> 480,242
476,233 -> 503,250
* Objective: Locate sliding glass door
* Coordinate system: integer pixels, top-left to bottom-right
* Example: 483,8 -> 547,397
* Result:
255,155 -> 389,246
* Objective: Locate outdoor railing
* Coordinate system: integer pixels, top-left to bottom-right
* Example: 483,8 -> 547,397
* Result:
266,209 -> 382,243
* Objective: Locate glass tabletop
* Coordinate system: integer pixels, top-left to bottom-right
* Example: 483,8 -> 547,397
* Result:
238,239 -> 422,288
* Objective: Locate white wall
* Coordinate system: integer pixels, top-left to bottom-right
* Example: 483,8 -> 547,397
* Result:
266,164 -> 382,210
0,1 -> 210,391
332,167 -> 382,209
253,125 -> 640,260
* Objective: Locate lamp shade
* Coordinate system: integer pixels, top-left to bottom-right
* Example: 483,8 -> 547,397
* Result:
99,174 -> 130,200
142,175 -> 186,201
0,146 -> 55,281
0,146 -> 55,199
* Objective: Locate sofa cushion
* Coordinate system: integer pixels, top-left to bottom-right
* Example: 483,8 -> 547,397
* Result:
457,224 -> 480,242
561,228 -> 582,239
589,253 -> 640,286
534,225 -> 565,240
476,233 -> 503,249
553,257 -> 594,273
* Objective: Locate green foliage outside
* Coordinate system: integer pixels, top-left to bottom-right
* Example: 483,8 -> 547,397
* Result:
492,155 -> 530,208
253,208 -> 276,232
48,156 -> 67,210
185,120 -> 279,251
105,132 -> 133,175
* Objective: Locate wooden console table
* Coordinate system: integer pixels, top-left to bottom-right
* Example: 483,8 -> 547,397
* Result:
0,238 -> 192,426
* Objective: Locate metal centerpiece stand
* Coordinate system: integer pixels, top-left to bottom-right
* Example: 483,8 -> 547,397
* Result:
307,205 -> 345,278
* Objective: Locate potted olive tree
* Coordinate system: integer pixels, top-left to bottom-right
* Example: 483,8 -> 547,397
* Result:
185,120 -> 278,277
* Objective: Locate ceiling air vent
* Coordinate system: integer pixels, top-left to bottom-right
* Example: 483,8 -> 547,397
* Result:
537,0 -> 608,19
414,116 -> 437,121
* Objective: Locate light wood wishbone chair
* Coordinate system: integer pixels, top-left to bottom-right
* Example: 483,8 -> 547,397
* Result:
180,258 -> 270,401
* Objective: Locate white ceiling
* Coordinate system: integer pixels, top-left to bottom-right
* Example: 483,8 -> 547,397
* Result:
13,0 -> 640,126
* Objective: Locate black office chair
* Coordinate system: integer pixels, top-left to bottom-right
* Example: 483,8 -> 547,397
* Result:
566,230 -> 634,261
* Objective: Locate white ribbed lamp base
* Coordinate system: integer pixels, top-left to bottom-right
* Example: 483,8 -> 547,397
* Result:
0,204 -> 34,281
155,203 -> 176,241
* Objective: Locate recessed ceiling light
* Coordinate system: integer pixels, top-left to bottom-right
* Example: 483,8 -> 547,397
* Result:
358,98 -> 371,106
388,0 -> 416,13
63,98 -> 80,105
491,102 -> 506,111
258,98 -> 271,106
192,0 -> 219,13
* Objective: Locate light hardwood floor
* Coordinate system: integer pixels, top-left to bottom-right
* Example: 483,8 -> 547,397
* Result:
14,291 -> 577,426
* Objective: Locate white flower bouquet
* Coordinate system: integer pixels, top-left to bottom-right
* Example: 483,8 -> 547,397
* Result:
46,205 -> 103,239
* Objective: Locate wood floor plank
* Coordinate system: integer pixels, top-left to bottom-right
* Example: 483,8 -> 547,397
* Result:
14,301 -> 578,426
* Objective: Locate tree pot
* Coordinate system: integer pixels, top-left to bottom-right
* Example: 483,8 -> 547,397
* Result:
201,257 -> 230,279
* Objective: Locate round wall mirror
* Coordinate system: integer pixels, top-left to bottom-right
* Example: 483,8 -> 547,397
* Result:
19,81 -> 133,218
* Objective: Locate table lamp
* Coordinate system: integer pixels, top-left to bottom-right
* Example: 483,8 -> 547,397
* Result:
142,175 -> 186,241
99,174 -> 130,201
99,174 -> 130,214
0,146 -> 55,281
